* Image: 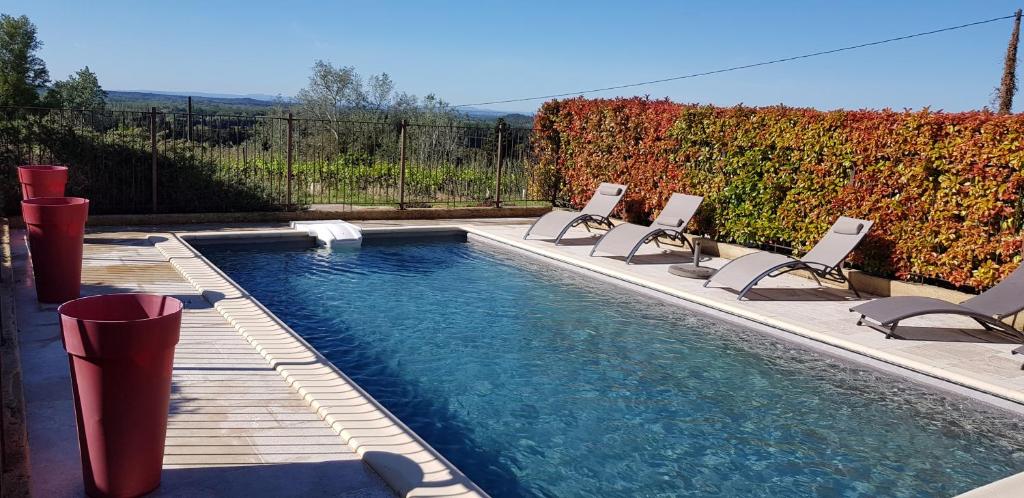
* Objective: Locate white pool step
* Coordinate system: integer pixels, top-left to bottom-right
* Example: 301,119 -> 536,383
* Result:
290,220 -> 362,249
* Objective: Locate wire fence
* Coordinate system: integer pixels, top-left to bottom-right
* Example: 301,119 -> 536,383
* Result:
0,106 -> 552,214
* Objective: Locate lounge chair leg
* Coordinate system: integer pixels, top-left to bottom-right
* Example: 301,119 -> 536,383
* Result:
848,278 -> 861,298
553,223 -> 576,245
735,266 -> 779,300
623,233 -> 660,265
625,245 -> 638,264
808,271 -> 822,287
681,236 -> 695,254
736,281 -> 757,300
523,219 -> 541,240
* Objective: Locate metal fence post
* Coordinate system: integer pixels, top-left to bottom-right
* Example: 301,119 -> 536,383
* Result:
286,112 -> 294,209
398,119 -> 408,210
494,123 -> 505,208
150,107 -> 158,212
187,96 -> 193,142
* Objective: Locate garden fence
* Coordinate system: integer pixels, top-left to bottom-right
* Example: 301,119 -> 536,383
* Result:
0,106 -> 549,214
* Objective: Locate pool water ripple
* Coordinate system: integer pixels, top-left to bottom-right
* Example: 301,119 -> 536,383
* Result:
204,238 -> 1024,497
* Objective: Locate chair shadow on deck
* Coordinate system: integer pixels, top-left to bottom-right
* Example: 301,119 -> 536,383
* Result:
883,325 -> 1021,344
159,452 -> 485,497
600,250 -> 697,265
535,235 -> 601,246
81,236 -> 155,246
78,284 -> 210,310
156,459 -> 392,497
730,286 -> 864,302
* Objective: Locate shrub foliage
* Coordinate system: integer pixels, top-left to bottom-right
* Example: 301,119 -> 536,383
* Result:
533,97 -> 1024,289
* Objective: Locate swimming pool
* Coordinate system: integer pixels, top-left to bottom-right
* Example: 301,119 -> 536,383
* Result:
202,235 -> 1024,497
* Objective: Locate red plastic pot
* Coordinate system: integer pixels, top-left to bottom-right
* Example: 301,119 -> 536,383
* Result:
58,294 -> 183,498
21,197 -> 89,303
18,164 -> 68,199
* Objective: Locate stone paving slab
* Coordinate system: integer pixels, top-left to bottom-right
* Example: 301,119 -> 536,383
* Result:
13,230 -> 394,498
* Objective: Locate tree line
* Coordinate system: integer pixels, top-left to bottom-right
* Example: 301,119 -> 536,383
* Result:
0,14 -> 106,110
0,13 -> 474,126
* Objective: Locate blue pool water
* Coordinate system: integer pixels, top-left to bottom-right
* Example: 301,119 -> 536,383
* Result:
203,236 -> 1024,497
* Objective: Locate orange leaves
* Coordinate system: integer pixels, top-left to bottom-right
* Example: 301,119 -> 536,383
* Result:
534,98 -> 1024,290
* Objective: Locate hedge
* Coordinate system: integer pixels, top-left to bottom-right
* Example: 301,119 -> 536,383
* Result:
533,97 -> 1024,289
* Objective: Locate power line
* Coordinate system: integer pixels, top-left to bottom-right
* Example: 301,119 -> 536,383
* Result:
454,13 -> 1018,108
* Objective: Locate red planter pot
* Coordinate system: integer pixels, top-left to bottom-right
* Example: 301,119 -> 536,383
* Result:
21,197 -> 89,303
18,164 -> 68,199
58,294 -> 183,498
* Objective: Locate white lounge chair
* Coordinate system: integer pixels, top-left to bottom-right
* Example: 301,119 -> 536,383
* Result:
589,193 -> 704,264
523,183 -> 627,244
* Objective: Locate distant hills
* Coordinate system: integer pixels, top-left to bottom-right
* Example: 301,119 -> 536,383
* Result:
119,90 -> 283,101
106,91 -> 283,114
106,90 -> 534,125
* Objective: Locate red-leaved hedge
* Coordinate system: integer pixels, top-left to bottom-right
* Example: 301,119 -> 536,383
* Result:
533,97 -> 1024,289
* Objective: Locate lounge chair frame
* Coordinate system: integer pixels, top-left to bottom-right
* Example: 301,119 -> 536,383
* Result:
523,213 -> 616,245
704,259 -> 860,301
853,307 -> 1024,342
851,263 -> 1024,365
851,262 -> 1024,364
703,216 -> 872,301
590,226 -> 695,264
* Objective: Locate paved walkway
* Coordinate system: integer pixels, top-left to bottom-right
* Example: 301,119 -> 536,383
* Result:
14,230 -> 393,497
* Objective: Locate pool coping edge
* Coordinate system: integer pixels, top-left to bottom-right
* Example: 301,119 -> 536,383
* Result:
149,232 -> 488,498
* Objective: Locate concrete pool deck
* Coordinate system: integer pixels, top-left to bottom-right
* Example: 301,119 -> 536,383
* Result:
12,217 -> 1024,496
14,230 -> 397,497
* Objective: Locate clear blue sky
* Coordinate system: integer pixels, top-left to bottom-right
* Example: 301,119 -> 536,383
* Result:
6,1 -> 1024,113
